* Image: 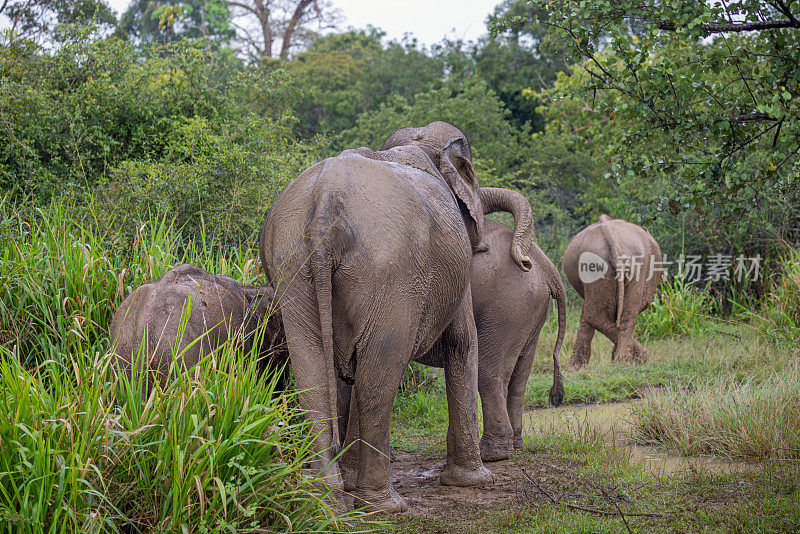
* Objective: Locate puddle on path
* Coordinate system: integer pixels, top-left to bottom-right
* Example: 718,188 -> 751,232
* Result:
523,400 -> 754,474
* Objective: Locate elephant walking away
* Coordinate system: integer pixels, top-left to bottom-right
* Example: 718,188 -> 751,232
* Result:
562,215 -> 662,368
110,263 -> 286,390
338,210 -> 567,463
259,122 -> 534,513
470,212 -> 566,461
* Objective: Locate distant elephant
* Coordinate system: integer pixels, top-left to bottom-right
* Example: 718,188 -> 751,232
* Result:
562,215 -> 662,367
259,121 -> 535,513
110,264 -> 286,390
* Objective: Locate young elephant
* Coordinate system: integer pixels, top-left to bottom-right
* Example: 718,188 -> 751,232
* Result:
110,263 -> 285,389
562,215 -> 662,367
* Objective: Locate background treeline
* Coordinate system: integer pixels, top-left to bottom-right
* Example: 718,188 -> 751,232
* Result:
1,0 -> 798,309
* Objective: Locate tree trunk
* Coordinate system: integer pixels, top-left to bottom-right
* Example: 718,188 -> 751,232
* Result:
279,0 -> 315,60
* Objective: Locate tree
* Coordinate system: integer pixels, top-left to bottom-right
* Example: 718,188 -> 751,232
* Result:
0,0 -> 116,43
472,0 -> 574,130
120,0 -> 234,44
341,77 -> 525,176
288,29 -> 443,138
228,0 -> 339,59
494,1 -> 800,220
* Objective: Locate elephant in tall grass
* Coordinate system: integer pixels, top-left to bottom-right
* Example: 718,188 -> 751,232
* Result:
110,264 -> 286,390
259,121 -> 536,512
563,215 -> 662,367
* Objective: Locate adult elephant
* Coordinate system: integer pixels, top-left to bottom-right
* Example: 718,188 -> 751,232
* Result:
259,122 -> 532,513
338,126 -> 566,463
110,264 -> 286,390
338,203 -> 567,464
562,215 -> 662,368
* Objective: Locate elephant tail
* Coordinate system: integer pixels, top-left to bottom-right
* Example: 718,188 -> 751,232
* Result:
599,216 -> 625,329
309,235 -> 341,458
540,245 -> 565,407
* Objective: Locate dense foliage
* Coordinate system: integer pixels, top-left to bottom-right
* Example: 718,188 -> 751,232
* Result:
2,0 -> 797,297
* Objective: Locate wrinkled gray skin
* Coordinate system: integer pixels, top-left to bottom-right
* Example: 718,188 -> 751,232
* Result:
563,215 -> 662,367
338,211 -> 567,464
259,121 -> 531,513
110,264 -> 286,390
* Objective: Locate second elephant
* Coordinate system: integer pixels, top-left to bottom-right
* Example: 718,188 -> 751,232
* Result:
110,264 -> 286,390
563,215 -> 662,367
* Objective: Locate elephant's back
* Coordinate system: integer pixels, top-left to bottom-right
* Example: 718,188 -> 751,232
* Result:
264,154 -> 469,271
472,220 -> 549,314
110,265 -> 248,378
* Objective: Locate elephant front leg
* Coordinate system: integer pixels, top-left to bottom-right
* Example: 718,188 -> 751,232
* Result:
569,305 -> 596,369
440,292 -> 494,486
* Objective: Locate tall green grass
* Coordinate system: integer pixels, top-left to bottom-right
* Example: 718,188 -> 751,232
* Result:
749,246 -> 800,348
0,200 -> 371,532
636,275 -> 712,339
0,200 -> 263,364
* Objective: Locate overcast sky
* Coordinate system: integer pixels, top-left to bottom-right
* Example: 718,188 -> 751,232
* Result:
106,0 -> 502,47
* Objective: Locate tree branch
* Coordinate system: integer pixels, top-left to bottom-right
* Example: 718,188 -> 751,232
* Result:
728,113 -> 780,123
659,19 -> 800,33
279,0 -> 314,60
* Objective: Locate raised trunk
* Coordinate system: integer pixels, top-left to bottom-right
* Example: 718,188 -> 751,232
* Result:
480,187 -> 534,271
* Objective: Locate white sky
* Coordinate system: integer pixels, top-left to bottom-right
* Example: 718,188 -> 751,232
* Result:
106,0 -> 502,47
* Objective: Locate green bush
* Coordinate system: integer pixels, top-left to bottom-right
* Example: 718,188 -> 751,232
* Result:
101,115 -> 325,244
0,27 -> 306,205
749,247 -> 800,348
636,275 -> 712,339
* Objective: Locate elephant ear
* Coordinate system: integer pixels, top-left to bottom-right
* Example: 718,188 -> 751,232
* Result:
439,138 -> 487,253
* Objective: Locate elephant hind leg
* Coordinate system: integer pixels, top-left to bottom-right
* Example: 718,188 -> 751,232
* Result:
349,326 -> 416,513
569,304 -> 597,369
507,333 -> 541,451
478,370 -> 514,462
439,290 -> 494,486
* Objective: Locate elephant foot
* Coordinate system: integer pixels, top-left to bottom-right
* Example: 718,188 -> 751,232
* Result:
440,461 -> 494,487
352,485 -> 408,514
632,341 -> 649,363
480,438 -> 514,462
513,436 -> 524,450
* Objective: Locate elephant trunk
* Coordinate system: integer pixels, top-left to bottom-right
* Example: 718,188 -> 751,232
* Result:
480,187 -> 534,271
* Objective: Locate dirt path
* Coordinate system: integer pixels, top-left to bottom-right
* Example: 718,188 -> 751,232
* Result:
390,452 -> 575,518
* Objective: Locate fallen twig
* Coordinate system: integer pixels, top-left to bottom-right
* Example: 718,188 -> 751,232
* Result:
520,469 -> 668,519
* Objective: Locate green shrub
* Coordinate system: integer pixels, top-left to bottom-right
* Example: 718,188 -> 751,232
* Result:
749,247 -> 800,348
0,27 -> 307,205
636,275 -> 712,339
101,115 -> 325,244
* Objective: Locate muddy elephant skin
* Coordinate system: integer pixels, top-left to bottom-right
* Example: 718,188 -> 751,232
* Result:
562,215 -> 662,367
339,210 -> 567,465
259,122 -> 538,513
468,216 -> 566,460
110,264 -> 285,390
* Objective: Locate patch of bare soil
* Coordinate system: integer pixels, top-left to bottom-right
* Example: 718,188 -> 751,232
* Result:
390,452 -> 578,518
